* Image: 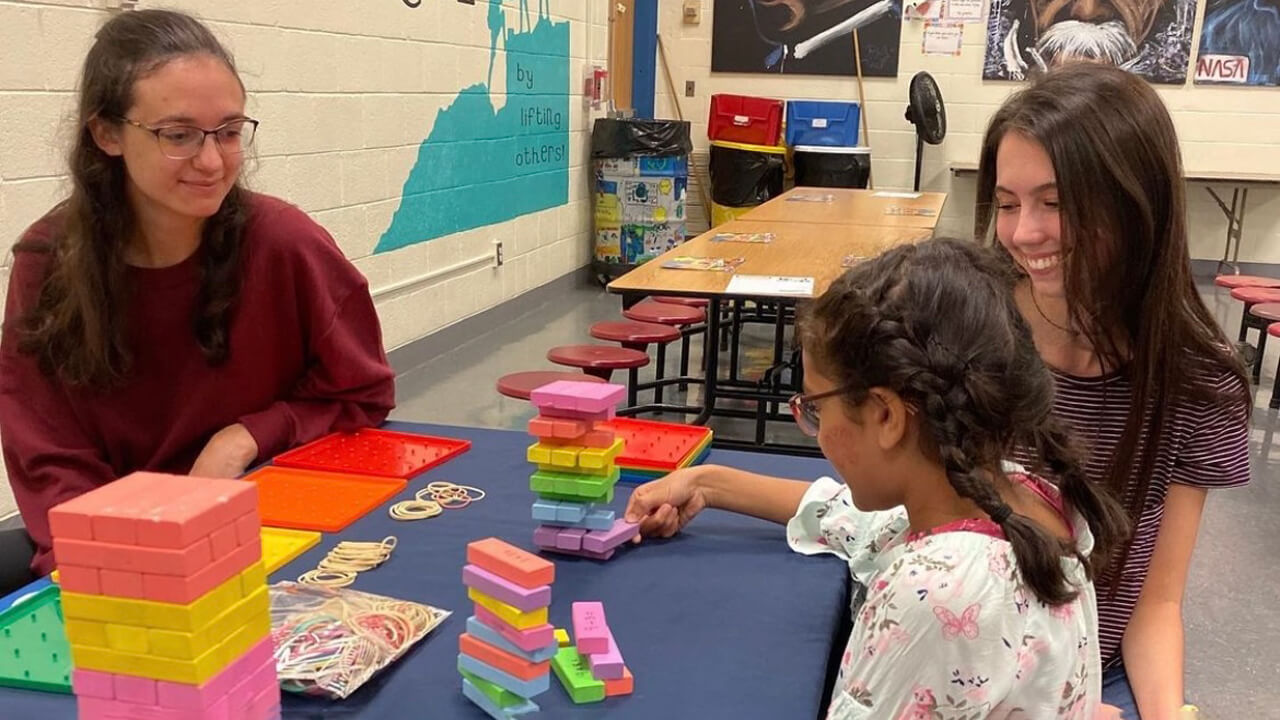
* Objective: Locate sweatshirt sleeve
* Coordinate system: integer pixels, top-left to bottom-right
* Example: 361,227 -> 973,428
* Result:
0,244 -> 118,574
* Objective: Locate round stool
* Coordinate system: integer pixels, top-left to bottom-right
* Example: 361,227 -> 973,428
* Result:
591,321 -> 683,407
1248,303 -> 1280,381
496,371 -> 604,401
1215,274 -> 1280,290
547,345 -> 649,382
624,301 -> 707,389
1229,287 -> 1280,343
652,296 -> 710,308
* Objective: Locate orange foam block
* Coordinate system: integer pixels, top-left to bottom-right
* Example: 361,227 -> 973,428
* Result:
458,634 -> 550,681
604,667 -> 634,697
466,538 -> 554,589
48,472 -> 258,549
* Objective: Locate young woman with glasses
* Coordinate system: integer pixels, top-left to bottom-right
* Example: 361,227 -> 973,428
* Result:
0,10 -> 395,593
625,239 -> 1126,718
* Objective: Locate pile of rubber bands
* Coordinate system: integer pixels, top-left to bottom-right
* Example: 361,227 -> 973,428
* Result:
269,581 -> 451,699
297,536 -> 397,589
388,481 -> 485,520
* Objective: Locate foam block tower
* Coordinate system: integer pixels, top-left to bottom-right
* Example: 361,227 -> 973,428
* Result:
459,537 -> 558,719
48,472 -> 279,720
551,601 -> 634,704
526,381 -> 638,560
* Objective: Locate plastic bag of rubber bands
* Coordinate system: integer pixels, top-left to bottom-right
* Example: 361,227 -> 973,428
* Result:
268,582 -> 451,699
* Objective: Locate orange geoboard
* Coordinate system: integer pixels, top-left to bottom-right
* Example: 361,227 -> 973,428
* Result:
243,466 -> 406,533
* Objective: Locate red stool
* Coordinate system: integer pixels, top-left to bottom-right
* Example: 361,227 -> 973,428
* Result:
1248,303 -> 1280,381
547,345 -> 649,408
495,371 -> 604,401
1268,322 -> 1280,409
1215,274 -> 1280,290
1230,286 -> 1280,343
590,321 -> 682,407
624,300 -> 707,390
652,296 -> 710,308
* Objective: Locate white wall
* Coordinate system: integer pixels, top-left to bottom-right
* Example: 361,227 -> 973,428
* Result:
657,1 -> 1280,264
0,0 -> 607,517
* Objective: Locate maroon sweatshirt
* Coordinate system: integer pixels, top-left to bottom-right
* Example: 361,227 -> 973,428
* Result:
0,193 -> 396,574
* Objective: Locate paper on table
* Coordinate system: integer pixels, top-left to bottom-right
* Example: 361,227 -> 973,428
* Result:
945,0 -> 985,21
922,22 -> 963,56
725,275 -> 815,297
786,192 -> 836,203
872,191 -> 922,199
661,256 -> 746,272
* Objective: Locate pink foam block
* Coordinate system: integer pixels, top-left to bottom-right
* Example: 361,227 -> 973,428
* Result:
156,637 -> 275,710
571,602 -> 610,654
587,632 -> 625,680
72,669 -> 116,699
582,520 -> 640,554
134,478 -> 258,550
58,565 -> 101,595
528,416 -> 591,440
462,564 -> 551,613
113,674 -> 158,705
532,538 -> 616,561
99,568 -> 145,598
53,535 -> 213,577
532,526 -> 559,549
555,528 -> 587,551
208,522 -> 239,557
49,476 -> 149,541
234,512 -> 260,546
473,605 -> 555,653
530,381 -> 626,414
141,538 -> 261,604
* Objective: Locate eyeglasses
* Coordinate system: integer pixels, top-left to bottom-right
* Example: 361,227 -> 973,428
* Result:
788,386 -> 853,437
118,117 -> 259,160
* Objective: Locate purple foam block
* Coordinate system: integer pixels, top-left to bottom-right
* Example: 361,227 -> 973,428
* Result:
532,536 -> 616,561
588,632 -> 625,680
532,525 -> 560,549
555,528 -> 587,551
581,519 -> 640,554
462,564 -> 551,612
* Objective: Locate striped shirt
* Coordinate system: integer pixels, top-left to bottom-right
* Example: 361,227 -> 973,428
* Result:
1018,365 -> 1251,668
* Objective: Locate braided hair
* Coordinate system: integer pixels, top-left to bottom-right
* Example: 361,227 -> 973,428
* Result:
800,239 -> 1128,606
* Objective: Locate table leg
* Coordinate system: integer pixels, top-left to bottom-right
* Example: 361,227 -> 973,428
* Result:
1208,186 -> 1244,275
693,298 -> 722,426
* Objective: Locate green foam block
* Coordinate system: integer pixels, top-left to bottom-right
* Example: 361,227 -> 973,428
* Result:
461,668 -> 527,709
529,469 -> 618,501
551,645 -> 605,704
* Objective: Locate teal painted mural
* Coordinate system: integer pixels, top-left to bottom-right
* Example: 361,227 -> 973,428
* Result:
376,0 -> 570,253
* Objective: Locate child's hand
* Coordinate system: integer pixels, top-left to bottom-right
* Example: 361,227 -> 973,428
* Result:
623,466 -> 710,540
189,423 -> 259,479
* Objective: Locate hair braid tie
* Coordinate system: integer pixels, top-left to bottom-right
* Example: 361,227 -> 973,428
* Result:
989,504 -> 1014,524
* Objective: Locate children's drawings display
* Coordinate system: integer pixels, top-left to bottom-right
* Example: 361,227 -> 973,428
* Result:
1195,0 -> 1280,86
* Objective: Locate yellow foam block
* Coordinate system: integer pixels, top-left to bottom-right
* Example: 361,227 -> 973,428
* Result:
60,562 -> 264,632
554,628 -> 571,647
260,527 -> 321,574
535,462 -> 615,478
578,439 -> 624,469
468,587 -> 548,630
103,623 -> 150,654
63,618 -> 108,648
70,610 -> 270,684
146,587 -> 269,660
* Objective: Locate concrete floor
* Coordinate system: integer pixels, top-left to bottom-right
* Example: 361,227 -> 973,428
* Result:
393,274 -> 1278,719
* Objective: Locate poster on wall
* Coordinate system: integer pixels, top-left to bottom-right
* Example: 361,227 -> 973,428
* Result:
1194,0 -> 1280,86
981,0 -> 1197,83
711,0 -> 905,77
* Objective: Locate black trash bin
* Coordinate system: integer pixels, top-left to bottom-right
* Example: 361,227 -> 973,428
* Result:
793,145 -> 871,189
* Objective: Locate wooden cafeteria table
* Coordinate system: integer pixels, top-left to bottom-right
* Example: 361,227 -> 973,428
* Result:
608,219 -> 932,453
740,186 -> 947,229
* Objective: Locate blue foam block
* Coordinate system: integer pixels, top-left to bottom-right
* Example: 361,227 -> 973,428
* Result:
462,678 -> 540,719
531,499 -> 589,524
457,654 -> 551,698
466,616 -> 558,663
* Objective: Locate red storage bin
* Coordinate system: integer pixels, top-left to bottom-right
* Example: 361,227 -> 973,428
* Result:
708,94 -> 783,146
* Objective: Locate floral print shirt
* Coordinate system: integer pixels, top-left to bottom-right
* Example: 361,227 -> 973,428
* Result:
787,472 -> 1101,719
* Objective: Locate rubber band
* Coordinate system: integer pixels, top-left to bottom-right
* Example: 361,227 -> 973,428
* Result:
297,569 -> 356,588
389,499 -> 442,520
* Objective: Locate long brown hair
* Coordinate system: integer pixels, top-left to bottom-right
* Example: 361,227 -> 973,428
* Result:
14,10 -> 248,388
974,65 -> 1250,570
801,239 -> 1128,605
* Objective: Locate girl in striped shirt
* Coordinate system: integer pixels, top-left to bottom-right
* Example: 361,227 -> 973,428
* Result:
975,66 -> 1252,719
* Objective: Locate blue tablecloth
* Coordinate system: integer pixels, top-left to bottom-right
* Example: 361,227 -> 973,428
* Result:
1,422 -> 850,719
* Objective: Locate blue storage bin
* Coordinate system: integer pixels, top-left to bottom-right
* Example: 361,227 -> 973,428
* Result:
786,100 -> 860,147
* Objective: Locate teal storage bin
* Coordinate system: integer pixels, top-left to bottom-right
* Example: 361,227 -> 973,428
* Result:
786,100 -> 860,147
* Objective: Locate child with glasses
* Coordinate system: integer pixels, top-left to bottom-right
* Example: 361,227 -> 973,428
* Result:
625,239 -> 1127,719
0,10 -> 394,593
